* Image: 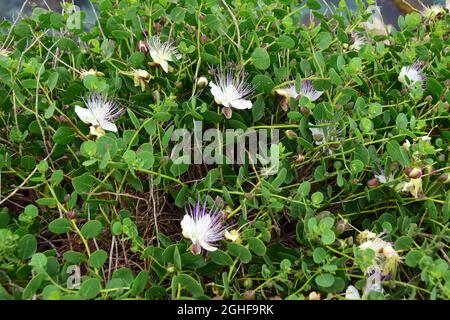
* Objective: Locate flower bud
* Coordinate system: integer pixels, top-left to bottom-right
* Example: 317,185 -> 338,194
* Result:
200,34 -> 208,44
294,154 -> 305,163
243,290 -> 255,300
308,291 -> 321,300
196,76 -> 208,88
425,95 -> 433,103
285,130 -> 298,139
137,40 -> 148,53
66,210 -> 76,219
191,243 -> 202,255
214,196 -> 224,207
367,178 -> 380,188
407,167 -> 422,179
244,192 -> 254,200
438,173 -> 449,183
300,106 -> 310,114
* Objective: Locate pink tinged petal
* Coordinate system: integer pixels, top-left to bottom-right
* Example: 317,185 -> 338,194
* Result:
191,243 -> 202,255
75,106 -> 97,125
199,240 -> 218,252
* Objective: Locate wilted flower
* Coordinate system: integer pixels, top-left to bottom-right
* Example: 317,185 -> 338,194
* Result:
374,168 -> 395,184
225,229 -> 241,243
181,202 -> 226,254
308,122 -> 341,154
398,176 -> 423,198
346,266 -> 384,300
398,61 -> 426,89
146,35 -> 181,73
75,94 -> 123,133
421,5 -> 445,20
358,231 -> 400,277
209,67 -> 253,119
0,48 -> 12,57
349,32 -> 368,51
132,68 -> 152,91
362,6 -> 390,37
80,68 -> 105,80
275,80 -> 323,102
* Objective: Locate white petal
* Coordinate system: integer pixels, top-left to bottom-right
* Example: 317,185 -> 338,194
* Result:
345,286 -> 361,300
99,120 -> 118,132
75,106 -> 97,125
210,82 -> 227,106
180,214 -> 196,240
275,86 -> 298,99
159,60 -> 169,73
230,99 -> 252,110
199,240 -> 218,252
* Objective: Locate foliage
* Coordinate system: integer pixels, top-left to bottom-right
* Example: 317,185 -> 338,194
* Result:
0,0 -> 449,300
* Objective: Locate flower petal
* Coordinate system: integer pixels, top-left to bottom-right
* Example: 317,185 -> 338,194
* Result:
75,106 -> 96,125
181,214 -> 196,240
345,286 -> 361,300
230,99 -> 252,110
99,120 -> 118,132
210,82 -> 226,106
199,240 -> 218,252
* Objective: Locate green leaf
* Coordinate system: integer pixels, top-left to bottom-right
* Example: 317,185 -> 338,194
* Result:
277,35 -> 295,48
22,273 -> 45,300
386,140 -> 410,166
29,253 -> 47,272
316,32 -> 331,50
81,220 -> 103,239
63,250 -> 87,264
251,47 -> 270,70
227,243 -> 252,263
88,250 -> 108,269
313,247 -> 326,264
48,218 -> 72,234
17,234 -> 37,259
80,278 -> 101,300
53,126 -> 75,145
315,273 -> 335,287
252,74 -> 274,93
248,237 -> 266,256
172,274 -> 203,297
349,159 -> 364,175
209,250 -> 233,266
72,173 -> 96,194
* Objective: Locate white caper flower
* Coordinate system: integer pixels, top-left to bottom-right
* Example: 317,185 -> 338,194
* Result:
358,231 -> 400,276
276,80 -> 323,102
146,36 -> 181,73
75,93 -> 123,133
209,67 -> 253,118
181,202 -> 226,254
398,61 -> 426,89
